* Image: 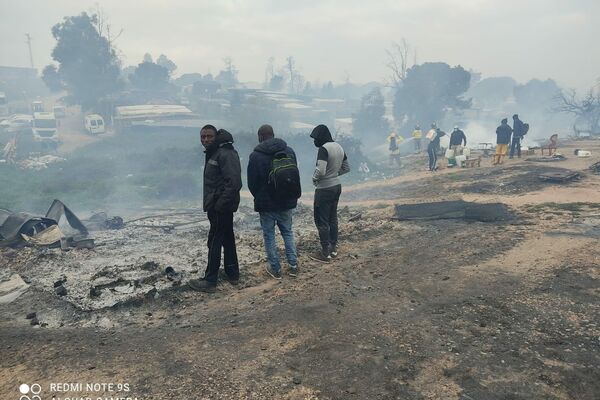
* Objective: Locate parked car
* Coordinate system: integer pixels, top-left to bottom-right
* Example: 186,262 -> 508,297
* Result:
53,105 -> 66,118
84,114 -> 105,134
0,114 -> 33,133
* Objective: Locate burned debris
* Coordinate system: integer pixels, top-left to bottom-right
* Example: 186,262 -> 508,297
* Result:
0,199 -> 90,249
393,200 -> 515,223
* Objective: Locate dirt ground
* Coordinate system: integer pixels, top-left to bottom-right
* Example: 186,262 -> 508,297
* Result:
1,140 -> 599,399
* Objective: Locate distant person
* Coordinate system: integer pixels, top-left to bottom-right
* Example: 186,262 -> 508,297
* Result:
494,118 -> 512,165
189,125 -> 242,293
412,125 -> 422,152
510,114 -> 528,159
310,124 -> 350,262
387,131 -> 403,166
449,125 -> 467,156
426,126 -> 445,171
247,124 -> 301,279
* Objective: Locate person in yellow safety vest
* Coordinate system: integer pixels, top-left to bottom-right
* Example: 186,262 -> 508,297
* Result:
387,132 -> 403,166
412,125 -> 422,152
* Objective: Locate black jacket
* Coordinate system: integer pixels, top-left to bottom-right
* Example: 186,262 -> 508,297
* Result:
203,130 -> 242,213
247,138 -> 298,212
449,129 -> 467,146
428,129 -> 446,148
496,123 -> 513,145
513,117 -> 525,137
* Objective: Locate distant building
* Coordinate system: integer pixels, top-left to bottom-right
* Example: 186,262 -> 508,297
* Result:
0,66 -> 38,82
0,66 -> 45,102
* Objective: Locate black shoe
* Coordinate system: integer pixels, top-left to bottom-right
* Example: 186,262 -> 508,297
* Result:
308,251 -> 331,263
288,265 -> 299,277
188,279 -> 216,293
219,271 -> 239,285
265,264 -> 282,280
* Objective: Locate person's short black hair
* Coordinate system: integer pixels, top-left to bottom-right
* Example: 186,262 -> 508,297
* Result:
201,124 -> 218,134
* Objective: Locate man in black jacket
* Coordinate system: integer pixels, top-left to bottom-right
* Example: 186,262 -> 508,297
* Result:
449,126 -> 467,155
427,127 -> 445,171
494,118 -> 513,165
510,114 -> 525,159
247,124 -> 300,279
189,125 -> 242,293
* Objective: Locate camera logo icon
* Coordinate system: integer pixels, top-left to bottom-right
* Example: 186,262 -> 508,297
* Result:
19,383 -> 41,400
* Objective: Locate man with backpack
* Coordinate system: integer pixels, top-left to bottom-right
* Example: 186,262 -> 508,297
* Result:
247,124 -> 301,279
309,124 -> 350,263
510,114 -> 528,159
189,125 -> 242,293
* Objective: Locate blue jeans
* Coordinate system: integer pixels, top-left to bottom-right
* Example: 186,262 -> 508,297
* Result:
259,210 -> 298,272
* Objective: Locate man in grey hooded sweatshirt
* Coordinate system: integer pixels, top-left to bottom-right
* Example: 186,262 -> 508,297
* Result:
309,124 -> 350,263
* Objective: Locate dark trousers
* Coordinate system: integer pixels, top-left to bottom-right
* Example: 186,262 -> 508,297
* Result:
427,144 -> 437,170
510,136 -> 521,158
314,185 -> 342,254
204,210 -> 239,284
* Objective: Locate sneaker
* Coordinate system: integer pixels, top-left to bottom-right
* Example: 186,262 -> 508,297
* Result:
308,251 -> 331,263
188,279 -> 216,293
265,264 -> 282,280
288,265 -> 299,277
330,246 -> 338,258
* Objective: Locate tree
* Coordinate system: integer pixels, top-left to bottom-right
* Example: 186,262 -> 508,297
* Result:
286,56 -> 297,93
157,54 -> 177,74
393,62 -> 471,128
174,73 -> 204,87
264,56 -> 275,89
269,74 -> 285,92
143,53 -> 153,63
41,64 -> 64,92
46,12 -> 121,110
468,76 -> 517,108
385,39 -> 416,89
554,86 -> 600,135
353,87 -> 389,138
129,62 -> 170,91
321,81 -> 335,98
215,57 -> 238,88
514,79 -> 560,112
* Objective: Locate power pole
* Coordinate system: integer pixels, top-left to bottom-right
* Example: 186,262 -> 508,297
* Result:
25,33 -> 34,68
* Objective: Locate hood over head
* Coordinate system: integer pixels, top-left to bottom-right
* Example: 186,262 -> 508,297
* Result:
310,124 -> 334,147
216,129 -> 234,146
501,118 -> 508,124
254,137 -> 288,155
205,129 -> 235,153
513,114 -> 519,119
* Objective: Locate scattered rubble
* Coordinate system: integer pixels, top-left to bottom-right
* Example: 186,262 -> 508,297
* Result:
0,273 -> 29,304
393,200 -> 515,222
525,154 -> 567,162
538,170 -> 581,183
0,199 -> 90,249
18,154 -> 66,170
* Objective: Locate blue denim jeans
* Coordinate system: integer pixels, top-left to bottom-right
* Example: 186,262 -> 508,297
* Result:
259,209 -> 298,272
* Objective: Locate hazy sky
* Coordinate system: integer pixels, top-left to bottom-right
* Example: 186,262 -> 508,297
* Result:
0,0 -> 598,90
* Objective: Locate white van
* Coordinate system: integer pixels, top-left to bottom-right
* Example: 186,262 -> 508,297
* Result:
31,100 -> 43,113
32,112 -> 58,142
84,114 -> 105,134
53,105 -> 66,118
